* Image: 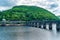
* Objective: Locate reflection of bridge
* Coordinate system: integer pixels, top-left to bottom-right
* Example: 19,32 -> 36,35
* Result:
0,20 -> 60,31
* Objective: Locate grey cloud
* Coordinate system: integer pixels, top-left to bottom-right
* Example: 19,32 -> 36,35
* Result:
49,3 -> 58,9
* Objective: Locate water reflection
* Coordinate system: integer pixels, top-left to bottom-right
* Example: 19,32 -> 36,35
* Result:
0,26 -> 60,40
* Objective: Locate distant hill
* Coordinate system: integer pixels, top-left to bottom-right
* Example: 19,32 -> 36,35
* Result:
0,5 -> 59,21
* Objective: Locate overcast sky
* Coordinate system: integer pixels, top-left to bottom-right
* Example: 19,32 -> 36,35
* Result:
0,0 -> 60,16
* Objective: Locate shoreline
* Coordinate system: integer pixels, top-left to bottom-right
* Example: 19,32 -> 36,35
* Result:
0,24 -> 26,26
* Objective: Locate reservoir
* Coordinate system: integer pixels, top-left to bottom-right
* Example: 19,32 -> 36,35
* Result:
0,26 -> 60,40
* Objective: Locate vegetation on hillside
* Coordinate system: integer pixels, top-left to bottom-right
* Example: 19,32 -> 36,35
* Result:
0,5 -> 59,21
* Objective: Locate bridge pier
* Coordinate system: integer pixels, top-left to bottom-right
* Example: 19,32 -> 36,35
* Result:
56,23 -> 60,31
43,23 -> 46,29
52,23 -> 56,32
33,22 -> 35,27
35,22 -> 37,27
49,23 -> 52,30
32,22 -> 35,27
46,23 -> 49,30
39,22 -> 42,28
26,21 -> 29,26
37,22 -> 39,28
41,24 -> 43,28
30,22 -> 35,27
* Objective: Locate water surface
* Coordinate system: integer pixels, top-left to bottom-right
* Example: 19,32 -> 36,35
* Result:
0,26 -> 60,40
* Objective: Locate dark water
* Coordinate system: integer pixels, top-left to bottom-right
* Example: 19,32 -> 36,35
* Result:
0,26 -> 60,40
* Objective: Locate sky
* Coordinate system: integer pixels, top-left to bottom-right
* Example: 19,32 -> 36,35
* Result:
0,0 -> 60,16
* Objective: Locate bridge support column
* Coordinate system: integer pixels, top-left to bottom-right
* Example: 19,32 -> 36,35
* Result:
35,22 -> 37,27
33,22 -> 35,27
41,24 -> 43,28
43,23 -> 46,29
39,23 -> 42,28
46,24 -> 49,30
37,22 -> 39,28
26,21 -> 29,26
56,23 -> 60,31
49,23 -> 52,30
31,22 -> 32,26
52,23 -> 57,32
31,22 -> 33,27
28,22 -> 32,27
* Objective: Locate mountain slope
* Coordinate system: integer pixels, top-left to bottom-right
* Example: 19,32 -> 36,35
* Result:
0,5 -> 59,21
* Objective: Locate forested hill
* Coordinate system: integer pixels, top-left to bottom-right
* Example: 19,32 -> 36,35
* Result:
0,5 -> 59,21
